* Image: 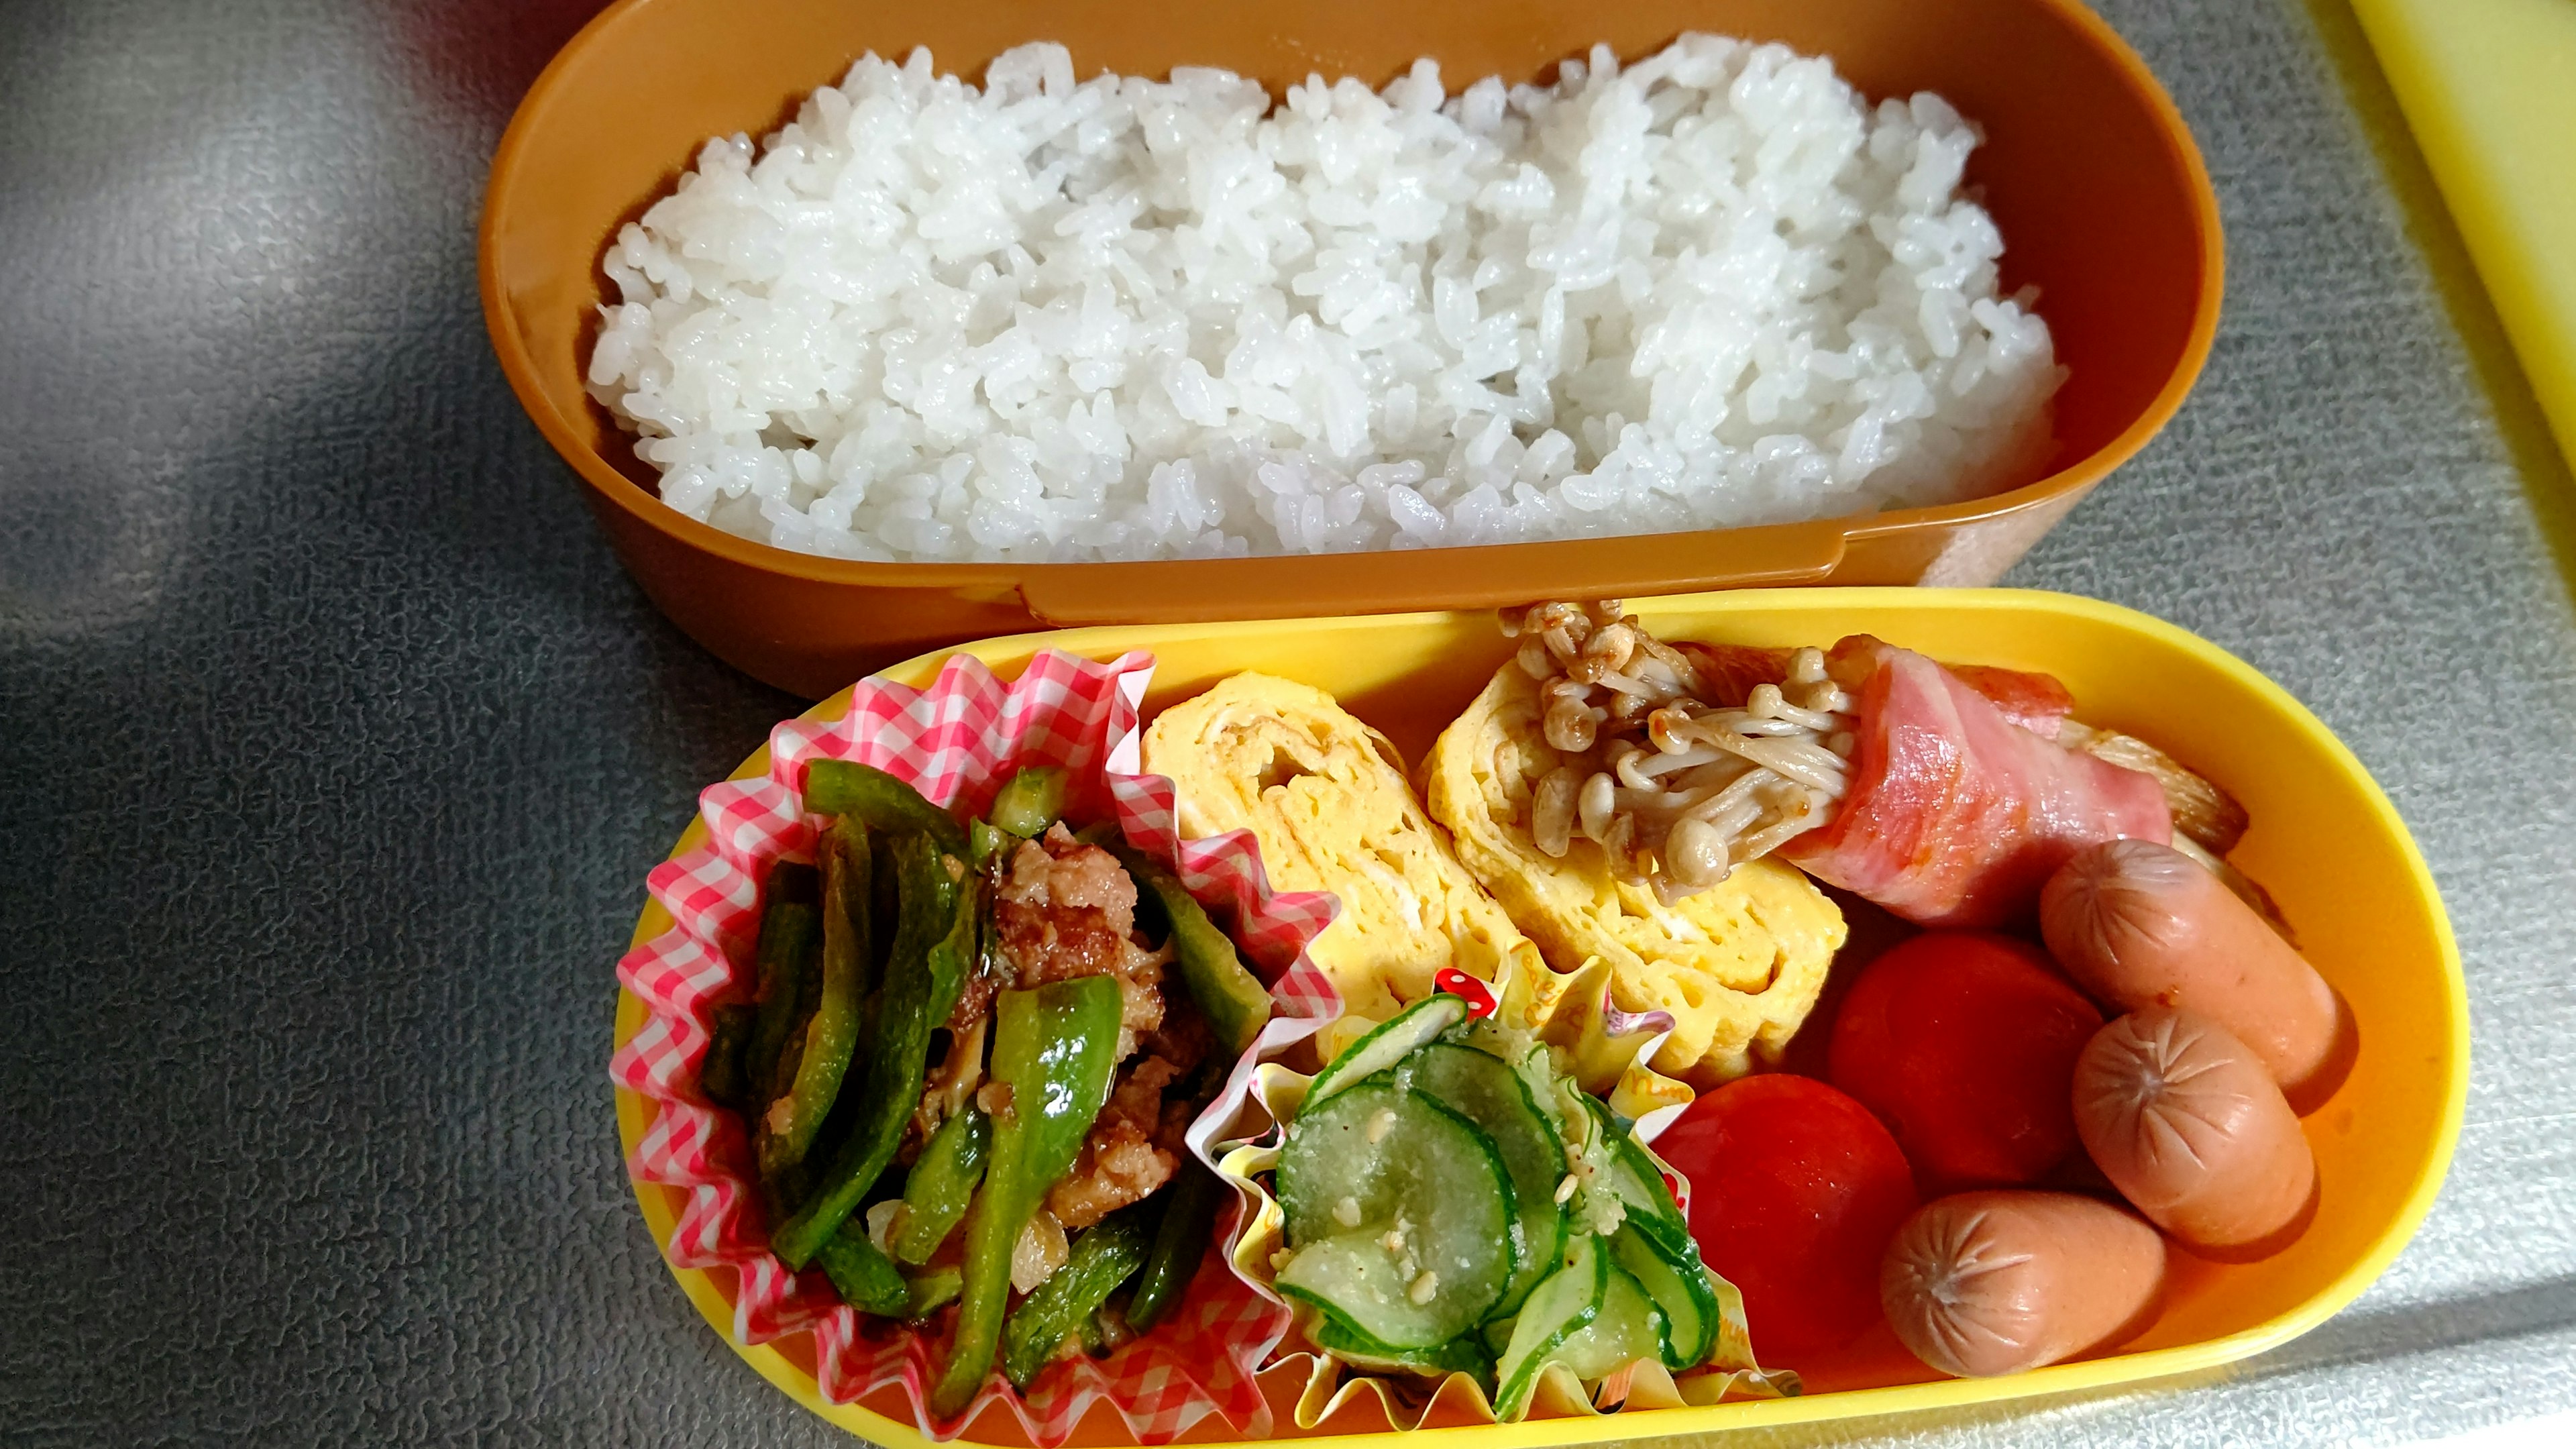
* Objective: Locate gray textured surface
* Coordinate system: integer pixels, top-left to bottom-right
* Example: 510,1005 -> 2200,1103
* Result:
1,0 -> 2571,1444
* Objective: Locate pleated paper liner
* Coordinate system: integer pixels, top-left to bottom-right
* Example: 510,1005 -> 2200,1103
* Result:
1200,948 -> 1801,1432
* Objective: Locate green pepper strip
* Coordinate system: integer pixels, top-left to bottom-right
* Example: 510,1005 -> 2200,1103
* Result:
1002,1205 -> 1154,1387
817,1222 -> 910,1318
770,833 -> 973,1269
904,1265 -> 963,1319
987,765 -> 1067,840
930,976 -> 1124,1418
759,819 -> 874,1177
1110,845 -> 1273,1057
893,1106 -> 991,1265
1124,1155 -> 1222,1332
742,865 -> 821,1104
696,1004 -> 757,1111
804,759 -> 967,857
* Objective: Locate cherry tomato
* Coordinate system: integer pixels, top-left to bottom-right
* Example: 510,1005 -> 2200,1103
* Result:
1654,1074 -> 1917,1356
1827,931 -> 2103,1191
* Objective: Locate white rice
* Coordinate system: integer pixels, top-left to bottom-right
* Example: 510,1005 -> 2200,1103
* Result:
588,37 -> 2063,563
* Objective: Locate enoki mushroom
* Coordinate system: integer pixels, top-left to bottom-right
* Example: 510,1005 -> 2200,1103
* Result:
1501,600 -> 1854,901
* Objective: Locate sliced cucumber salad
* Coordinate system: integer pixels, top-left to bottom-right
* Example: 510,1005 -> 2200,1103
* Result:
1274,1079 -> 1513,1348
1391,1043 -> 1563,1318
1270,994 -> 1737,1417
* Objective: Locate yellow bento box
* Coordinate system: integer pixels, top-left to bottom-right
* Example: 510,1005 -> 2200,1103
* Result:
611,587 -> 2466,1447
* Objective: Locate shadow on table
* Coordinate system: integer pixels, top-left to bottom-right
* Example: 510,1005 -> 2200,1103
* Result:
2301,0 -> 2576,612
2248,1272 -> 2576,1376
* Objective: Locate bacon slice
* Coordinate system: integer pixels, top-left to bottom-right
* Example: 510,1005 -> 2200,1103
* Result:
1677,637 -> 2078,738
1939,663 -> 2078,738
1782,639 -> 2171,927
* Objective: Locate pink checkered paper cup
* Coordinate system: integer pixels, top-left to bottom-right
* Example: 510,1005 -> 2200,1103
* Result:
610,647 -> 1346,1445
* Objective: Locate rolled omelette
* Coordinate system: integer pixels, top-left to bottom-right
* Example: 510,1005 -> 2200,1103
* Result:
1424,660 -> 1846,1082
1141,672 -> 1545,1026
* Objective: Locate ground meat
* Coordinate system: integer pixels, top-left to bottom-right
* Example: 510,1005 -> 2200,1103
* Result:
1024,826 -> 1138,937
1110,955 -> 1167,1062
986,825 -> 1171,1057
1138,996 -> 1214,1081
993,894 -> 1132,987
992,831 -> 1140,981
1046,1120 -> 1171,1232
1045,1054 -> 1186,1229
947,826 -> 1137,1035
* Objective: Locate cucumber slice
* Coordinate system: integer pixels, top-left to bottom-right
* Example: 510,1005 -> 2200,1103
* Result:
1551,1254 -> 1667,1382
1275,1081 -> 1513,1347
1493,1234 -> 1605,1421
1608,1221 -> 1722,1368
1309,1316 -> 1495,1381
1393,1042 -> 1566,1318
1302,996 -> 1466,1112
1579,1095 -> 1690,1253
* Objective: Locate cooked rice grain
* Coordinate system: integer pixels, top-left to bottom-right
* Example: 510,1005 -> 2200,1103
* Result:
590,38 -> 2062,563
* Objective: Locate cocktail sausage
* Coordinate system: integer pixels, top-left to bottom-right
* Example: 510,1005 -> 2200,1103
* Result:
1881,1190 -> 2166,1377
2041,839 -> 2352,1109
2072,1008 -> 2317,1257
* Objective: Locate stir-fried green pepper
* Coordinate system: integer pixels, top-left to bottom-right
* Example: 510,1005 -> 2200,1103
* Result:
904,1265 -> 963,1319
804,759 -> 967,856
1110,845 -> 1273,1057
764,1161 -> 818,1226
759,818 -> 875,1177
968,818 -> 1011,869
930,976 -> 1124,1417
1001,1205 -> 1154,1387
1126,1155 -> 1222,1332
817,1223 -> 910,1318
893,1106 -> 991,1265
742,863 -> 821,1102
771,833 -> 975,1269
696,1004 -> 757,1110
988,765 -> 1067,839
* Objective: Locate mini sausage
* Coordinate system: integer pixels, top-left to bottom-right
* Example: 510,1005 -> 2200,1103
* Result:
1880,1190 -> 2166,1377
2041,839 -> 2354,1110
2073,1008 -> 2316,1257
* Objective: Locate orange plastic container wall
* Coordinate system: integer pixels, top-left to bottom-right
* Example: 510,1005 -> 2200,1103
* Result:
484,0 -> 2222,696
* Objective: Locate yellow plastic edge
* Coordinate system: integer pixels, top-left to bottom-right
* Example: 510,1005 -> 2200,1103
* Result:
2347,0 -> 2576,474
611,586 -> 2468,1449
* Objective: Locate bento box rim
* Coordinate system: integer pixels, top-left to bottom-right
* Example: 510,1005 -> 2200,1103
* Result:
610,586 -> 2465,1449
485,0 -> 2225,594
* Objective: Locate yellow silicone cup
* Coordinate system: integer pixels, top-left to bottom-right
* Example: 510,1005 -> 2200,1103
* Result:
612,586 -> 2465,1449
